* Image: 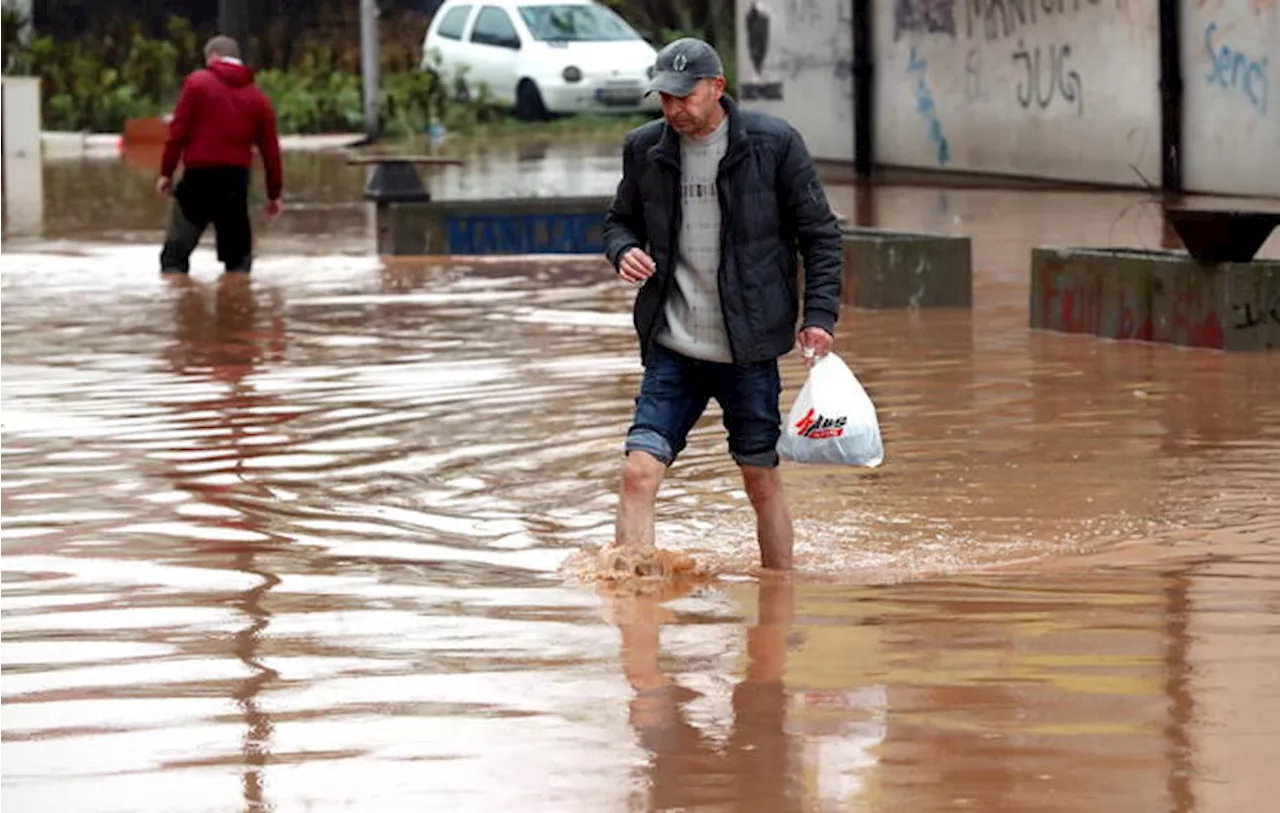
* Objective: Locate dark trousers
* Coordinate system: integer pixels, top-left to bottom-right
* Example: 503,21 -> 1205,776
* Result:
160,166 -> 253,273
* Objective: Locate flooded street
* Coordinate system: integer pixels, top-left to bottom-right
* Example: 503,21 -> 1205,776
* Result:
3,140 -> 1279,812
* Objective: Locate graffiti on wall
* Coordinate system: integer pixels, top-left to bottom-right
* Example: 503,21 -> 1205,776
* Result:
1203,22 -> 1269,116
965,47 -> 984,99
742,2 -> 784,101
965,0 -> 1109,43
891,0 -> 1111,120
1196,0 -> 1277,17
739,1 -> 855,117
891,0 -> 1123,43
1232,299 -> 1279,331
895,0 -> 958,40
1012,40 -> 1084,115
907,48 -> 952,163
1033,258 -> 1244,349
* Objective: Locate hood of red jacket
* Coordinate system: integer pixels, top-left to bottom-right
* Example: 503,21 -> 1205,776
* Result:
207,58 -> 255,87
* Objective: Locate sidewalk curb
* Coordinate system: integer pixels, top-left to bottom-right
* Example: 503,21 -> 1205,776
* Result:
39,131 -> 365,160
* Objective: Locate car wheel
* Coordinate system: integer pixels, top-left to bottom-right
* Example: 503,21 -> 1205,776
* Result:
515,79 -> 549,122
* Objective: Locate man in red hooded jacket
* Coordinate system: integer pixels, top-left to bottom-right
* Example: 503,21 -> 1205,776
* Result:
157,35 -> 284,274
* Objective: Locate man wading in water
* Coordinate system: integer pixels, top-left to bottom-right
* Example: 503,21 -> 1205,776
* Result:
157,35 -> 284,274
602,38 -> 843,571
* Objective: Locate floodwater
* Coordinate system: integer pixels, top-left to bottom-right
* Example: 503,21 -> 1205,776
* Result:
3,139 -> 1279,812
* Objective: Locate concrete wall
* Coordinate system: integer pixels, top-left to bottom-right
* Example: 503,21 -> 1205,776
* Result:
874,0 -> 1162,186
1182,0 -> 1280,196
735,0 -> 856,161
2,75 -> 44,234
2,75 -> 42,161
733,0 -> 1278,197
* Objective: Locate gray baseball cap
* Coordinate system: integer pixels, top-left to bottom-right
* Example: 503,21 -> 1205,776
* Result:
646,38 -> 724,97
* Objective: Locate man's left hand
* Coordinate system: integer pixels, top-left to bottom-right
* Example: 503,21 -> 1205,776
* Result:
798,326 -> 834,368
155,176 -> 173,197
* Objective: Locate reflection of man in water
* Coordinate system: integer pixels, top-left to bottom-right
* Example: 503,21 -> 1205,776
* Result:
608,579 -> 801,811
162,272 -> 285,812
162,273 -> 289,493
156,35 -> 284,274
164,272 -> 285,381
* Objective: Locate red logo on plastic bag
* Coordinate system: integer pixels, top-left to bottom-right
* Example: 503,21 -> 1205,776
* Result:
795,409 -> 846,439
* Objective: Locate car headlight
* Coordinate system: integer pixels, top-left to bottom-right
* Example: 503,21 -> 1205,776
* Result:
562,66 -> 583,83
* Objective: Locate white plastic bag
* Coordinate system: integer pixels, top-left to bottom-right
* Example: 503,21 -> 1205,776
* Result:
777,353 -> 884,467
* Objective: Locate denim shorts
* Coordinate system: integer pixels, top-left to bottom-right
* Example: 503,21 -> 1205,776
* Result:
626,343 -> 782,468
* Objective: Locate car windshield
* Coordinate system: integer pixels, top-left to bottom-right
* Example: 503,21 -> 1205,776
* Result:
517,4 -> 641,42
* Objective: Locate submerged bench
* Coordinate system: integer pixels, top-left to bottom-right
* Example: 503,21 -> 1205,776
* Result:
350,153 -> 609,256
1030,208 -> 1280,351
347,154 -> 465,203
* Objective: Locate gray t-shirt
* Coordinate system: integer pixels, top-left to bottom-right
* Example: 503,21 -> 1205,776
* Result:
656,118 -> 732,363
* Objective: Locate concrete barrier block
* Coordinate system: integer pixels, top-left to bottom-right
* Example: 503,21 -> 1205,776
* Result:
841,227 -> 972,309
376,202 -> 428,256
1030,247 -> 1280,351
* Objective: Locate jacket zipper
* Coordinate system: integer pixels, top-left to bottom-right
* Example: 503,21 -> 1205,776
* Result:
715,141 -> 748,363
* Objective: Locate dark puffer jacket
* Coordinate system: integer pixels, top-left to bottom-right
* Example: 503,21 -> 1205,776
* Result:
603,95 -> 843,366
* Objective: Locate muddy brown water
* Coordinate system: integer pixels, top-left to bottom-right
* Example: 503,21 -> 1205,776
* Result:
3,141 -> 1279,811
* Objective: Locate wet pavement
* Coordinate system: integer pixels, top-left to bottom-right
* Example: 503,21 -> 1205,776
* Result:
3,139 -> 1279,812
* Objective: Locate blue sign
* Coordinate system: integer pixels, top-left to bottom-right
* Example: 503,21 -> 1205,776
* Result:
445,212 -> 605,255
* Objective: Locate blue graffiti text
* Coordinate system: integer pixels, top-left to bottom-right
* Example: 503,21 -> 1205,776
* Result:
907,48 -> 951,165
1204,22 -> 1268,116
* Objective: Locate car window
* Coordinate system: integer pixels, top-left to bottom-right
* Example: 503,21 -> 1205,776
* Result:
518,3 -> 640,42
435,5 -> 472,40
470,6 -> 520,48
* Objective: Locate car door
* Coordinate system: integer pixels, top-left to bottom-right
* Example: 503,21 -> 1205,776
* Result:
465,5 -> 522,105
425,2 -> 475,85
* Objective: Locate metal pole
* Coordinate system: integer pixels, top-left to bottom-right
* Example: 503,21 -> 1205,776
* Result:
218,0 -> 251,58
851,0 -> 873,178
1158,0 -> 1182,195
360,0 -> 381,141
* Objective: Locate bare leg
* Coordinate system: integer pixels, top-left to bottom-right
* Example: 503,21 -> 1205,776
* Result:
614,450 -> 667,548
746,575 -> 795,681
614,597 -> 672,692
740,465 -> 794,570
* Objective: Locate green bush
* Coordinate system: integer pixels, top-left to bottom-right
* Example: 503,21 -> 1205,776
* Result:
254,69 -> 363,134
0,10 -> 499,136
29,39 -> 162,131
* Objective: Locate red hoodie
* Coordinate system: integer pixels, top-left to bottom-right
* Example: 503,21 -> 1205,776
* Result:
161,58 -> 284,200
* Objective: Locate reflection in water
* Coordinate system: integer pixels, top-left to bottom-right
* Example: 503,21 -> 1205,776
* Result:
1,153 -> 45,235
163,274 -> 285,811
3,152 -> 1279,811
609,579 -> 801,812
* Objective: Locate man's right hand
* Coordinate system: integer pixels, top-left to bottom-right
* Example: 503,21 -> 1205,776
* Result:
618,247 -> 656,284
264,198 -> 284,221
155,176 -> 173,197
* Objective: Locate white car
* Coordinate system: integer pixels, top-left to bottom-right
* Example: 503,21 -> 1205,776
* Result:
421,0 -> 661,120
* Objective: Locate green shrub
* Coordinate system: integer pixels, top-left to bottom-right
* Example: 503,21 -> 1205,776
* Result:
255,70 -> 363,134
0,10 -> 497,135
